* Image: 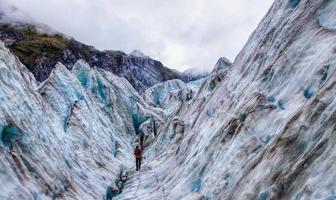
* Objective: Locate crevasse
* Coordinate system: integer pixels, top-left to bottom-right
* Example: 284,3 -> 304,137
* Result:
1,0 -> 336,199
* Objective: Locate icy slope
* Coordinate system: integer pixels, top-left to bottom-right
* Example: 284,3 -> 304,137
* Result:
1,0 -> 336,199
0,42 -> 161,199
119,0 -> 336,199
143,79 -> 201,110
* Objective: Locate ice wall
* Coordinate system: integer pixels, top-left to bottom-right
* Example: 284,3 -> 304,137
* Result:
143,0 -> 336,199
0,42 -> 158,199
1,0 -> 336,199
143,79 -> 205,112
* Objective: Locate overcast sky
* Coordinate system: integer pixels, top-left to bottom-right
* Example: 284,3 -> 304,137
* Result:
4,0 -> 274,71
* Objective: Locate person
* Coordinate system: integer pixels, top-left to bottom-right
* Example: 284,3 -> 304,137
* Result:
134,146 -> 142,171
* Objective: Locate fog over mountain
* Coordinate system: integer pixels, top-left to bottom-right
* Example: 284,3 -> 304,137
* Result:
3,0 -> 273,71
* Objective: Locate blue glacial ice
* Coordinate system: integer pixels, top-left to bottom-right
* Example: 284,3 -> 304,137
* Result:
1,0 -> 336,199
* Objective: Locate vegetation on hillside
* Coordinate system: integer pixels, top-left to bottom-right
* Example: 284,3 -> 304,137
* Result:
0,24 -> 93,66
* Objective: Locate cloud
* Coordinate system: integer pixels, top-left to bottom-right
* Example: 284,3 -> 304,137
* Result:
3,0 -> 274,71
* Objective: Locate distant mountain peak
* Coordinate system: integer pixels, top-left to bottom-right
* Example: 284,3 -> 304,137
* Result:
130,50 -> 150,58
0,4 -> 207,94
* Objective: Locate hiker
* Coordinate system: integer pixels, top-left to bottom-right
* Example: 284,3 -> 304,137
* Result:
134,146 -> 142,171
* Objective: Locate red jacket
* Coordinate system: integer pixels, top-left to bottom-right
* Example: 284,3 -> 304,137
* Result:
134,148 -> 142,158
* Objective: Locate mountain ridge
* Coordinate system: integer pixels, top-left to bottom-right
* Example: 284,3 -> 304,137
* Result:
0,14 -> 208,93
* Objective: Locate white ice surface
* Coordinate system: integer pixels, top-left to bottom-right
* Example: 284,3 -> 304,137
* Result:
317,0 -> 336,30
119,0 -> 336,199
0,44 -> 159,199
1,0 -> 336,200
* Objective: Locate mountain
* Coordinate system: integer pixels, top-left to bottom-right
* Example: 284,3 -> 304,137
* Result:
1,0 -> 336,199
0,6 -> 206,94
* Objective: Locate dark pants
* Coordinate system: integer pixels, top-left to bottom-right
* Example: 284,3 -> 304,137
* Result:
136,158 -> 142,171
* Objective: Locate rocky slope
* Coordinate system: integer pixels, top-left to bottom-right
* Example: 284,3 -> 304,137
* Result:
0,7 -> 206,94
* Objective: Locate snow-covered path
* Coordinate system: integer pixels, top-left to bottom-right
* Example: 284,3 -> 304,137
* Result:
114,160 -> 167,200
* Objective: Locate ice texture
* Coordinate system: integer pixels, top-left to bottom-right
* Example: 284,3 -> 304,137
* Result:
1,0 -> 336,199
317,0 -> 336,30
0,43 -> 160,199
117,0 -> 336,199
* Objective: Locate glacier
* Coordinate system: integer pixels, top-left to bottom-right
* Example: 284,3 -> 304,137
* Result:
0,42 -> 163,199
116,0 -> 336,199
0,0 -> 336,199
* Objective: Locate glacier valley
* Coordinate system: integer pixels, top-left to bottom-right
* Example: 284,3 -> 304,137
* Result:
1,0 -> 336,200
